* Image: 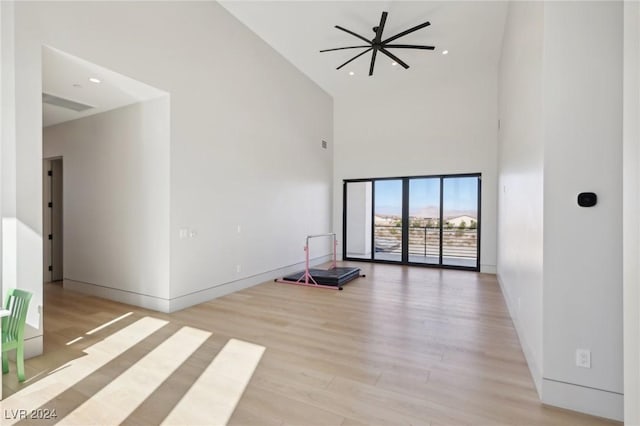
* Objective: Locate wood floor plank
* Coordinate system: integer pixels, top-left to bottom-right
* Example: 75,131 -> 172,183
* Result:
59,327 -> 210,425
162,338 -> 264,426
1,262 -> 621,426
2,317 -> 168,425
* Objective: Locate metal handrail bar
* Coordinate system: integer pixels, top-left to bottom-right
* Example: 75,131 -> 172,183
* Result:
305,233 -> 337,270
374,224 -> 477,258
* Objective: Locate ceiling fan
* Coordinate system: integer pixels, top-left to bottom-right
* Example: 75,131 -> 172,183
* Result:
320,11 -> 435,76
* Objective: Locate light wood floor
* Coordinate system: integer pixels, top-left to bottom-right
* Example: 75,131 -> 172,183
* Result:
2,262 -> 621,425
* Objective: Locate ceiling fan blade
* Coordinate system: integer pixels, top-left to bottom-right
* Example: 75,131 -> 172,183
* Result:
379,48 -> 409,69
335,25 -> 373,44
320,45 -> 371,53
384,44 -> 435,50
369,49 -> 378,76
382,21 -> 431,44
336,47 -> 373,70
374,11 -> 388,44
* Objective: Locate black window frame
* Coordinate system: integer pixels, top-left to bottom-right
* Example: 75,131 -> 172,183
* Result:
342,172 -> 482,272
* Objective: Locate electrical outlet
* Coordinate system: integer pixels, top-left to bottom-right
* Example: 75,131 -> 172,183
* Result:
576,349 -> 591,368
237,225 -> 241,234
236,264 -> 241,273
189,229 -> 197,238
179,228 -> 188,239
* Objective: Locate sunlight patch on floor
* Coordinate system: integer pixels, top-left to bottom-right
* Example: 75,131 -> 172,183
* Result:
1,317 -> 167,426
65,337 -> 83,346
162,338 -> 266,426
58,326 -> 211,425
85,312 -> 133,335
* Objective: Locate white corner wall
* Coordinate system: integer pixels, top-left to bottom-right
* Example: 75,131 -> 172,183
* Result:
0,0 -> 7,399
497,0 -> 544,394
11,1 -> 333,313
541,2 -> 623,420
624,2 -> 640,423
43,98 -> 171,310
2,0 -> 43,359
333,62 -> 499,274
499,1 -> 623,420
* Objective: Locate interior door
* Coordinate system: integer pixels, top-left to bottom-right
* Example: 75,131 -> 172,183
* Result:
50,159 -> 63,281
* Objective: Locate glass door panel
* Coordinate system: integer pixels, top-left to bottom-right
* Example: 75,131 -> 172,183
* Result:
373,180 -> 403,262
344,174 -> 480,271
345,181 -> 373,259
442,177 -> 479,268
408,178 -> 440,264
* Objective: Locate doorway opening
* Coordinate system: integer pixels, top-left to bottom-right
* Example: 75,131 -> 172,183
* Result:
343,173 -> 481,271
43,158 -> 63,283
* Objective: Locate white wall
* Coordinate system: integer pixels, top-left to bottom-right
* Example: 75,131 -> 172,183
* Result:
499,2 -> 624,420
541,3 -> 623,419
333,63 -> 498,273
166,3 -> 334,301
497,1 -> 544,394
43,98 -> 171,308
0,0 -> 6,400
2,0 -> 17,302
623,1 -> 640,423
2,0 -> 44,360
11,1 -> 333,312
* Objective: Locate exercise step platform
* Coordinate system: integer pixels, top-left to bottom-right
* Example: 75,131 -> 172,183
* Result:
281,267 -> 361,286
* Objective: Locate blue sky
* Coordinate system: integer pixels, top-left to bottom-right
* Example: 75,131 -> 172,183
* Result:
374,177 -> 478,217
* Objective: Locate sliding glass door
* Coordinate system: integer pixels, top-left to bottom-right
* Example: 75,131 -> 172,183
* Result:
373,180 -> 403,262
442,176 -> 479,268
345,181 -> 372,259
343,174 -> 480,271
409,178 -> 440,265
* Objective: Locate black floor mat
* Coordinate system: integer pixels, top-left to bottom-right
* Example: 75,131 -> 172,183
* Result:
281,267 -> 361,286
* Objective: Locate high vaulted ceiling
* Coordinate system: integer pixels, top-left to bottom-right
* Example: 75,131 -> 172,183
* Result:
219,1 -> 508,97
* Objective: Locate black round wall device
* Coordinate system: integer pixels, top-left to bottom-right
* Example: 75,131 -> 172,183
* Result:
577,192 -> 597,207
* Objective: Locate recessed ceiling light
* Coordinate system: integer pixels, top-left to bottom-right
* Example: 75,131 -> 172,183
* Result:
391,62 -> 398,66
348,71 -> 355,76
442,50 -> 449,55
88,77 -> 101,84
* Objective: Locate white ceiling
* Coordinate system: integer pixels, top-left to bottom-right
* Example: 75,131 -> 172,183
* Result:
219,1 -> 509,97
42,46 -> 167,127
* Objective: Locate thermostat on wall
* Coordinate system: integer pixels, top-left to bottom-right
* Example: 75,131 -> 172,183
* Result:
577,192 -> 597,207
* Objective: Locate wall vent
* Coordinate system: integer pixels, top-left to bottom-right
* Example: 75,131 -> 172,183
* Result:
42,93 -> 94,112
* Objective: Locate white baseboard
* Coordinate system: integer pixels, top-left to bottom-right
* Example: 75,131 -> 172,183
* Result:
497,272 -> 623,421
496,273 -> 543,396
4,335 -> 43,361
480,264 -> 497,274
24,335 -> 43,359
64,280 -> 171,312
542,378 -> 623,421
62,254 -> 334,314
168,254 -> 334,312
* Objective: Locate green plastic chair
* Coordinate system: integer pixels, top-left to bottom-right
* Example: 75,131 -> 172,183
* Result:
2,289 -> 32,382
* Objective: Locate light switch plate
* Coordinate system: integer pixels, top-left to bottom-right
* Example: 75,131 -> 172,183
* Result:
576,349 -> 591,368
